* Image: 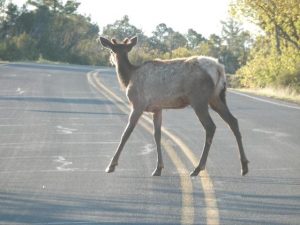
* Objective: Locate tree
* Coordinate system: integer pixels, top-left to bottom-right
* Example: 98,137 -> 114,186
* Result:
221,19 -> 242,48
230,0 -> 300,53
152,23 -> 172,42
168,32 -> 187,51
27,0 -> 79,14
196,34 -> 222,57
148,23 -> 171,53
63,0 -> 80,14
0,0 -> 102,64
151,23 -> 187,57
0,0 -> 5,12
186,28 -> 206,49
221,18 -> 252,73
44,0 -> 63,12
102,15 -> 143,41
231,0 -> 300,91
28,0 -> 63,12
0,3 -> 20,39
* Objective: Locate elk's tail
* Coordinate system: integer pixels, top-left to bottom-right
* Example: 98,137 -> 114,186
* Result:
216,63 -> 227,104
197,56 -> 227,103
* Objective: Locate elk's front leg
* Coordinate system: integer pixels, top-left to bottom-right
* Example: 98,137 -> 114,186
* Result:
152,110 -> 164,176
106,108 -> 143,173
190,104 -> 216,176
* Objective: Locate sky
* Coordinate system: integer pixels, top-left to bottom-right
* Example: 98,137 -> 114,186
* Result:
12,0 -> 233,37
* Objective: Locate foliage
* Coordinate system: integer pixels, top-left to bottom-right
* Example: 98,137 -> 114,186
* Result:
2,0 -> 298,93
221,18 -> 252,73
195,34 -> 222,58
230,0 -> 299,53
149,23 -> 187,58
0,0 -> 104,65
102,15 -> 144,41
185,29 -> 206,49
170,47 -> 193,58
236,47 -> 300,91
0,32 -> 39,60
0,1 -> 251,71
231,0 -> 300,93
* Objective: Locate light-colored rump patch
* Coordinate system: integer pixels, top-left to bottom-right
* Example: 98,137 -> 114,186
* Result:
197,56 -> 226,95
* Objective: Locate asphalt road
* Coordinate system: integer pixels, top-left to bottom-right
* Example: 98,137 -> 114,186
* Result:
0,62 -> 299,225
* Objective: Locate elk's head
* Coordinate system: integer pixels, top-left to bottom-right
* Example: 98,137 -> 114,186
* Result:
99,36 -> 138,66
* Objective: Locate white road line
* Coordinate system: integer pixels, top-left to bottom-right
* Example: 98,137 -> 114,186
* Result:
56,125 -> 78,134
88,71 -> 222,225
229,90 -> 300,110
252,128 -> 289,137
54,156 -> 77,171
16,87 -> 25,94
138,143 -> 155,155
88,72 -> 196,225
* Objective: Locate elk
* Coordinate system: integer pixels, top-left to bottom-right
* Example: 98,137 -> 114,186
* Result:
99,36 -> 249,176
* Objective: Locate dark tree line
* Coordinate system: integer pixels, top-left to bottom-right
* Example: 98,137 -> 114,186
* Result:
1,1 -> 298,92
0,0 -> 252,74
0,0 -> 103,65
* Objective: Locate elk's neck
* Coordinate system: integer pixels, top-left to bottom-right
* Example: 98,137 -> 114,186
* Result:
115,54 -> 135,88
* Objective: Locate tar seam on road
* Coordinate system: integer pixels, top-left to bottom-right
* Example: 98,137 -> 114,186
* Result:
87,70 -> 220,225
87,71 -> 194,225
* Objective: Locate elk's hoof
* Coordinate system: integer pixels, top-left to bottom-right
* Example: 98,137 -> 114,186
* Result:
190,165 -> 206,177
152,168 -> 162,176
190,168 -> 200,177
105,165 -> 116,173
241,160 -> 249,176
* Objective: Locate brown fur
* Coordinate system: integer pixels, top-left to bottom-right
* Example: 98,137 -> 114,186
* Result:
99,36 -> 249,176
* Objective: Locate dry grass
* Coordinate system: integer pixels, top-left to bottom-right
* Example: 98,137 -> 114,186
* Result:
234,87 -> 300,105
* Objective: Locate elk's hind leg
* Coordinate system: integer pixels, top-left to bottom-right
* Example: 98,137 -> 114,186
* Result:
210,96 -> 249,176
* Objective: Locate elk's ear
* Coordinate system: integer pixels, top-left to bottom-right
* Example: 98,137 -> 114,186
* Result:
128,36 -> 138,48
123,38 -> 129,44
99,37 -> 113,49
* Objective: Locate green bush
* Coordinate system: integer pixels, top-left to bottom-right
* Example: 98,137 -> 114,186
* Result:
236,47 -> 300,93
129,47 -> 161,65
0,33 -> 38,61
227,74 -> 242,88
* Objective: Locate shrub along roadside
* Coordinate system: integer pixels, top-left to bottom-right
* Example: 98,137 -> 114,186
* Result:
234,47 -> 300,94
